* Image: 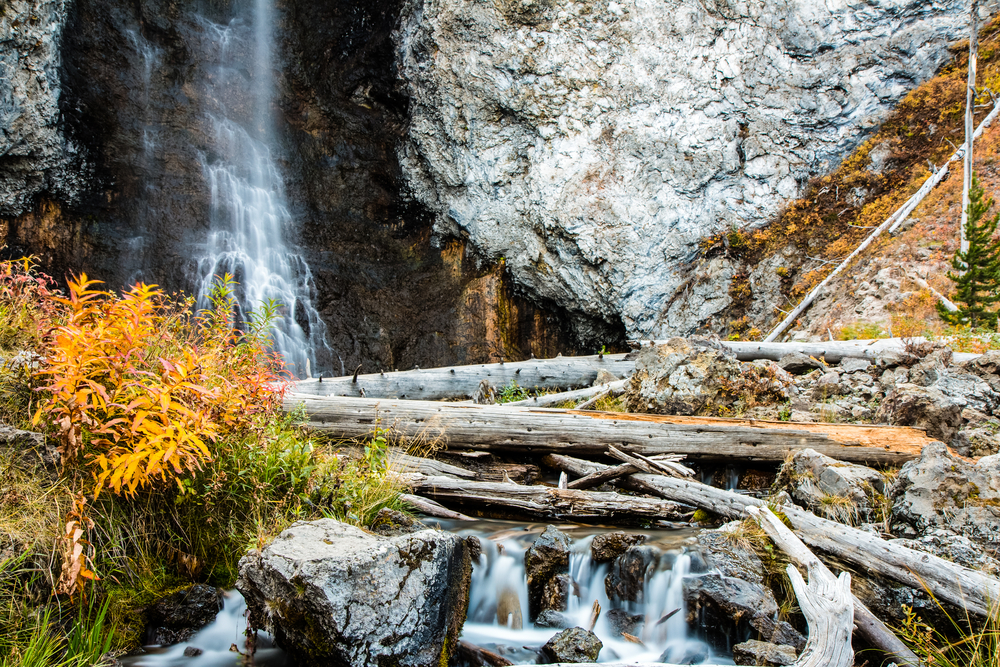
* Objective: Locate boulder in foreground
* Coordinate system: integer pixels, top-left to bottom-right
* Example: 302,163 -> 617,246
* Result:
237,519 -> 471,667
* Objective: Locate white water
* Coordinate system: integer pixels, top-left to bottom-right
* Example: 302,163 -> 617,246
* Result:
458,525 -> 732,665
123,591 -> 285,667
191,3 -> 333,378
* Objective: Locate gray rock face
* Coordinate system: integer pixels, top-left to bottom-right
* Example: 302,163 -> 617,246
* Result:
395,0 -> 995,336
890,443 -> 1000,549
0,0 -> 86,214
145,585 -> 224,646
694,525 -> 765,586
237,519 -> 470,667
777,448 -> 885,524
541,627 -> 602,663
590,531 -> 646,563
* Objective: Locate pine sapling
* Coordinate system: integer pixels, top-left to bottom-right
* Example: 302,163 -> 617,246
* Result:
941,174 -> 1000,328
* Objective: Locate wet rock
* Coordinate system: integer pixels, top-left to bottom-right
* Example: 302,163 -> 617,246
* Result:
777,352 -> 825,374
237,519 -> 470,667
606,545 -> 659,603
776,448 -> 884,523
541,627 -> 602,663
659,642 -> 711,665
541,574 -> 571,614
467,536 -> 482,562
535,609 -> 571,629
590,532 -> 646,564
695,526 -> 765,586
733,639 -> 797,666
684,574 -> 805,651
890,443 -> 1000,549
525,526 -> 570,620
606,609 -> 644,636
369,507 -> 418,536
182,647 -> 204,657
875,384 -> 964,442
145,585 -> 223,646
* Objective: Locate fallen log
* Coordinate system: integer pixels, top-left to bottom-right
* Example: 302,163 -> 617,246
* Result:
399,494 -> 474,521
287,394 -> 933,464
565,462 -> 638,490
506,379 -> 628,408
388,450 -> 476,479
748,506 -> 918,666
756,508 -> 855,667
292,353 -> 633,400
544,454 -> 669,498
397,473 -> 688,522
631,338 -> 978,364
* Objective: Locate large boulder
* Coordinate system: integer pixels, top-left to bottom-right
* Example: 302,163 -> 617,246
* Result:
693,525 -> 766,586
624,339 -> 789,415
237,519 -> 471,667
606,544 -> 660,603
525,525 -> 571,620
875,384 -> 964,442
776,448 -> 885,524
590,532 -> 646,564
890,443 -> 1000,549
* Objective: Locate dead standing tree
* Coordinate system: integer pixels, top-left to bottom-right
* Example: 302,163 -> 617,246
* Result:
963,0 -> 981,255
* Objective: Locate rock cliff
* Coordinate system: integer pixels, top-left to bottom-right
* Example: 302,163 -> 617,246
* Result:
396,0 -> 998,338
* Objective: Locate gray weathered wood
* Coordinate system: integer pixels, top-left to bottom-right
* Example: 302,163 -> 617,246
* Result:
400,493 -> 475,521
398,473 -> 686,522
633,338 -> 978,364
292,353 -> 633,401
287,394 -> 930,464
389,450 -> 476,479
507,379 -> 628,408
962,0 -> 980,255
748,507 -> 918,666
566,462 -> 638,489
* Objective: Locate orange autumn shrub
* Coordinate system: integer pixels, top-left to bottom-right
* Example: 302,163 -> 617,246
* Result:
34,273 -> 287,497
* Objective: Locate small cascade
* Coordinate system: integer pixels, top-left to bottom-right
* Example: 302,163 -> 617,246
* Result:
190,3 -> 334,378
123,591 -> 286,667
458,525 -> 730,665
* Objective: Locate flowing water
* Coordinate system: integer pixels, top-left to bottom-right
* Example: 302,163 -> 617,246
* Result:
125,520 -> 737,665
189,1 -> 333,378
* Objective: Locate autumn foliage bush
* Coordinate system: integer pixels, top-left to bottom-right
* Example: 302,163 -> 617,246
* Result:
33,274 -> 287,497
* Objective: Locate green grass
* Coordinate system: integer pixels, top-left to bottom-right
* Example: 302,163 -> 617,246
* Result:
898,600 -> 1000,667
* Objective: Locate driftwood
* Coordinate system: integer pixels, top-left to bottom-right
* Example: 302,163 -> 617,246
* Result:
506,379 -> 628,408
748,507 -> 854,667
544,454 -> 674,498
398,473 -> 687,522
288,394 -> 932,464
292,353 -> 633,401
399,494 -> 474,521
389,450 -> 476,478
606,446 -> 693,478
747,507 -> 918,666
566,462 -> 638,490
459,641 -> 514,667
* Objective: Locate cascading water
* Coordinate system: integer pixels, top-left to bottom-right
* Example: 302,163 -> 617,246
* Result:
191,0 -> 333,378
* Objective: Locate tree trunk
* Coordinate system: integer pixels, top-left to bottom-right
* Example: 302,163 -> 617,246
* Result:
963,0 -> 980,255
397,473 -> 688,522
287,394 -> 932,464
505,379 -> 627,407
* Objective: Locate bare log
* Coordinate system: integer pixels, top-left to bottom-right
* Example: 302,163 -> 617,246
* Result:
389,450 -> 476,479
961,0 -> 981,255
458,641 -> 514,667
292,353 -> 633,401
507,379 -> 627,408
631,338 -> 979,363
399,494 -> 474,521
566,462 -> 638,490
748,507 -> 918,666
543,454 -> 668,498
288,394 -> 933,464
398,473 -> 686,522
909,273 -> 958,313
606,446 -> 692,478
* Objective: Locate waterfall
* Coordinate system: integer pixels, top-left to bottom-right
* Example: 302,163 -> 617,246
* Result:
191,0 -> 332,378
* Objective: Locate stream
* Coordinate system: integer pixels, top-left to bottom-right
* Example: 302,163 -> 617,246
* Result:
124,519 -> 740,666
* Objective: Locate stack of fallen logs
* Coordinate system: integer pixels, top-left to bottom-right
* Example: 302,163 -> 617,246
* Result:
284,339 -> 997,667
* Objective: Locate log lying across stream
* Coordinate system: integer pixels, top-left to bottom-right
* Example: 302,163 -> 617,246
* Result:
287,394 -> 934,464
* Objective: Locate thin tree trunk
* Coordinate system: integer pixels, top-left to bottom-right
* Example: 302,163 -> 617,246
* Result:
963,0 -> 980,255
